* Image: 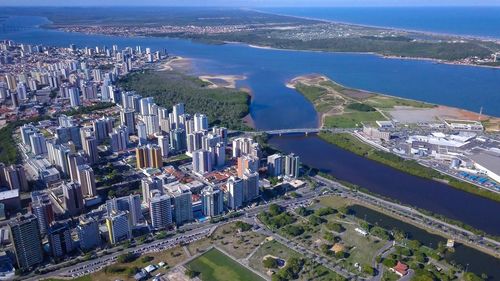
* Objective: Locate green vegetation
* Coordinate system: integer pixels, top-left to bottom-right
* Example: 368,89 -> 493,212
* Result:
324,111 -> 386,128
318,132 -> 500,203
199,31 -> 497,62
262,257 -> 279,269
186,248 -> 265,281
63,102 -> 114,116
258,204 -> 296,229
234,221 -> 253,232
117,71 -> 250,130
346,102 -> 376,112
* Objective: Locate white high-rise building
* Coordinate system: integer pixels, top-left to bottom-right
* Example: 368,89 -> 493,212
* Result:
232,137 -> 259,158
192,149 -> 212,175
171,103 -> 185,129
284,153 -> 300,179
243,171 -> 259,203
144,114 -> 160,136
157,134 -> 169,158
120,109 -> 135,135
77,164 -> 96,198
193,113 -> 208,132
137,121 -> 147,145
149,194 -> 172,229
267,154 -> 284,177
109,126 -> 128,152
201,186 -> 224,217
170,186 -> 192,225
106,194 -> 143,227
105,211 -> 131,245
227,177 -> 243,210
30,132 -> 47,155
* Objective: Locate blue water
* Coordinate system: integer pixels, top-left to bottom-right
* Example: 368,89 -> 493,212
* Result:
2,15 -> 499,125
262,7 -> 500,39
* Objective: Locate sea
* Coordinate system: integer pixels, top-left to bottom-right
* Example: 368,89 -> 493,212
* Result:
262,7 -> 500,39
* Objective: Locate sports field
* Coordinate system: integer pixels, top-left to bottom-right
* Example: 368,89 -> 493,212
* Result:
187,248 -> 265,281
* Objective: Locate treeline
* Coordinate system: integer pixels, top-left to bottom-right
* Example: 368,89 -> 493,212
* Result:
117,71 -> 251,130
185,32 -> 495,61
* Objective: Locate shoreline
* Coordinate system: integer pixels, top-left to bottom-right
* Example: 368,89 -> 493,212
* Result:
286,73 -> 500,127
250,8 -> 500,42
198,74 -> 247,89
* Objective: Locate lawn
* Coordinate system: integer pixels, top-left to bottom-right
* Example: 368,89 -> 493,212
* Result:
365,95 -> 433,109
187,248 -> 265,281
324,111 -> 386,128
89,246 -> 187,281
187,222 -> 266,259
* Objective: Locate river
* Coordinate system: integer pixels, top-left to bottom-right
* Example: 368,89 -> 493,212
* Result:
350,205 -> 500,280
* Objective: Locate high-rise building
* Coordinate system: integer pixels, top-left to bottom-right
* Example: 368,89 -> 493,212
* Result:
9,214 -> 43,270
192,149 -> 212,175
243,171 -> 260,203
109,125 -> 128,152
67,153 -> 85,182
77,164 -> 96,198
284,153 -> 300,179
267,154 -> 284,177
136,144 -> 162,169
62,181 -> 83,216
201,186 -> 224,217
149,194 -> 172,229
227,177 -> 244,210
106,194 -> 143,227
48,223 -> 74,258
30,132 -> 47,155
170,186 -> 193,225
171,103 -> 185,129
169,128 -> 186,152
157,134 -> 169,158
93,117 -> 114,142
4,165 -> 29,191
105,210 -> 131,245
120,109 -> 135,135
76,216 -> 100,251
139,97 -> 154,116
141,177 -> 163,204
193,113 -> 208,132
237,155 -> 259,178
82,137 -> 99,165
232,137 -> 259,158
186,131 -> 203,154
212,126 -> 228,145
144,114 -> 160,136
69,87 -> 81,107
31,193 -> 54,236
136,121 -> 147,145
213,142 -> 226,168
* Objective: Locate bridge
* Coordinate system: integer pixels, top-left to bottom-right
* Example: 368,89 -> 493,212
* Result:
230,128 -> 356,136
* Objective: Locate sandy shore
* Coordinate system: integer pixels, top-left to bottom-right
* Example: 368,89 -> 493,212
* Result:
198,74 -> 247,89
157,56 -> 192,72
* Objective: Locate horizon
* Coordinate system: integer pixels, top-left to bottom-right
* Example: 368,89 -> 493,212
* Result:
2,0 -> 500,7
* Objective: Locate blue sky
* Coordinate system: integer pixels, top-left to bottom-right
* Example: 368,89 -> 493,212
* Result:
1,0 -> 500,6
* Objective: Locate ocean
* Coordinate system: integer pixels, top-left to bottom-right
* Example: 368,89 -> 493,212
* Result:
262,7 -> 500,39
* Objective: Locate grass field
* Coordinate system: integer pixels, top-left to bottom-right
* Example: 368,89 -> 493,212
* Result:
187,222 -> 266,259
187,248 -> 265,281
324,111 -> 386,128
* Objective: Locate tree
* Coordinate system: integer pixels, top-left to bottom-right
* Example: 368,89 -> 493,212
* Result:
308,215 -> 325,226
263,257 -> 279,268
185,269 -> 200,278
117,252 -> 136,263
362,265 -> 375,276
140,255 -> 154,263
